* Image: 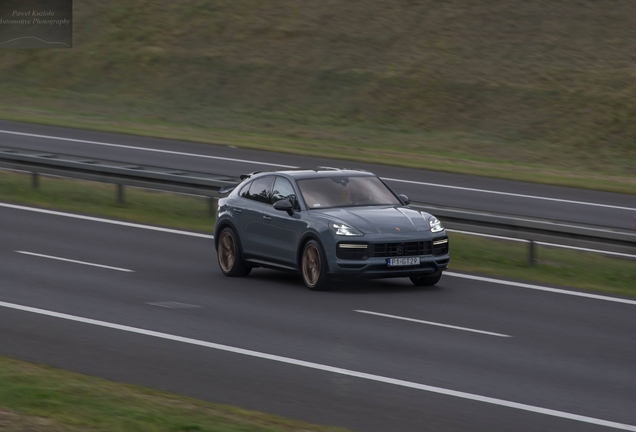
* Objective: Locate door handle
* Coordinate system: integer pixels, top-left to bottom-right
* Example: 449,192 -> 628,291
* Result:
234,208 -> 242,213
263,215 -> 272,221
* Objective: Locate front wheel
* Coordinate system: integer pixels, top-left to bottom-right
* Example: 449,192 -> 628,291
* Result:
217,228 -> 251,277
301,240 -> 331,291
410,272 -> 442,287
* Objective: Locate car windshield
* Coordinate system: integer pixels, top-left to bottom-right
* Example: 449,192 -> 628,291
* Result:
297,175 -> 401,209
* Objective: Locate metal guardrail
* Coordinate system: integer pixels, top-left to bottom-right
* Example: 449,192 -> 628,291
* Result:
0,146 -> 237,195
0,146 -> 237,212
1,146 -> 635,261
410,204 -> 636,261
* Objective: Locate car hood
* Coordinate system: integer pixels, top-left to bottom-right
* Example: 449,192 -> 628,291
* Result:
314,206 -> 431,234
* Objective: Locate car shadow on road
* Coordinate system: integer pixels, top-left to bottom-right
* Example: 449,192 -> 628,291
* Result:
244,269 -> 444,295
331,278 -> 444,295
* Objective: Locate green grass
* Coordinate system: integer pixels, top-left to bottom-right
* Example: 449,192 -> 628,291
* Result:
1,169 -> 634,297
1,0 -> 636,194
449,233 -> 636,298
0,170 -> 215,232
0,356 -> 349,432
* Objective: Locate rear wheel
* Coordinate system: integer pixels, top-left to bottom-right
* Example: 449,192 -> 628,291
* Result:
217,228 -> 251,277
301,240 -> 331,291
410,272 -> 442,287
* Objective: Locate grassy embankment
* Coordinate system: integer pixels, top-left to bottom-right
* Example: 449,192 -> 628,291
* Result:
0,356 -> 348,432
1,0 -> 636,194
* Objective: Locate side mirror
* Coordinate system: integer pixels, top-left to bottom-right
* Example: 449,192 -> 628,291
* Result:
398,194 -> 410,205
273,199 -> 294,215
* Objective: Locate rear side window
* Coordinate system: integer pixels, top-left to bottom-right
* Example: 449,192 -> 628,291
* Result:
246,177 -> 273,203
238,182 -> 251,198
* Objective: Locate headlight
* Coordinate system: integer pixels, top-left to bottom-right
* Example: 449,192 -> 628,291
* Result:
329,222 -> 363,236
429,216 -> 444,233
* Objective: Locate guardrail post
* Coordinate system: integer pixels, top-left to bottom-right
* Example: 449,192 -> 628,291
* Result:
117,184 -> 125,204
209,197 -> 217,217
528,240 -> 536,267
32,172 -> 39,189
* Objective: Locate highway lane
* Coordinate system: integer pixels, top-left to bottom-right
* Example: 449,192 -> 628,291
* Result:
1,204 -> 635,431
1,120 -> 634,230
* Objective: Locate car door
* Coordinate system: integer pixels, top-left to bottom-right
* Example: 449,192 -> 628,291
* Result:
262,176 -> 308,267
238,176 -> 274,259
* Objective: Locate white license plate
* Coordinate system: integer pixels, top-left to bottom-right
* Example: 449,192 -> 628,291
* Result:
387,257 -> 420,267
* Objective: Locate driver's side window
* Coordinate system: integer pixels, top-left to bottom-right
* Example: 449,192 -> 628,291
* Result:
271,177 -> 297,206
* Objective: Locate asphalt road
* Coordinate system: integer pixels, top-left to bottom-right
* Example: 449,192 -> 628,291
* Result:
0,120 -> 634,230
1,203 -> 635,432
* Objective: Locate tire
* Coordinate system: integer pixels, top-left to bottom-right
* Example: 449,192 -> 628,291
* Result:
410,272 -> 442,287
217,227 -> 251,277
301,240 -> 332,291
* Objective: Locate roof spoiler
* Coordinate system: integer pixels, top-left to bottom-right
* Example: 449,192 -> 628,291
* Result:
218,184 -> 239,195
240,171 -> 263,180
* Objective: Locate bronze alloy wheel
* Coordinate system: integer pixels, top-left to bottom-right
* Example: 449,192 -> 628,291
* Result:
217,227 -> 251,277
302,243 -> 321,287
218,230 -> 236,273
301,240 -> 331,290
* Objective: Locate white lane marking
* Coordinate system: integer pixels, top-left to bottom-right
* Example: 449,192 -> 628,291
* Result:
0,129 -> 296,168
0,203 -> 214,239
1,128 -> 632,211
0,300 -> 634,431
2,202 -> 634,305
385,177 -> 635,211
16,251 -> 134,272
445,272 -> 636,306
354,310 -> 510,338
147,301 -> 202,309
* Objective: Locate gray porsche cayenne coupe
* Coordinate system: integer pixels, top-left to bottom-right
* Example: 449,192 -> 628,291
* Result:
214,169 -> 449,290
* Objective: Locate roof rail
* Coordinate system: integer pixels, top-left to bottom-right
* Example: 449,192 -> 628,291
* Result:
316,166 -> 370,173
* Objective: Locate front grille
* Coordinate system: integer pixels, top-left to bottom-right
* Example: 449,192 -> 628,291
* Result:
371,241 -> 431,257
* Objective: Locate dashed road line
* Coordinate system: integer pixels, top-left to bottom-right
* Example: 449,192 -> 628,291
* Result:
16,251 -> 134,272
354,310 -> 511,337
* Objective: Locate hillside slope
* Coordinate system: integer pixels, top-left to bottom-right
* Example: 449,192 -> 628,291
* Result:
1,0 -> 635,188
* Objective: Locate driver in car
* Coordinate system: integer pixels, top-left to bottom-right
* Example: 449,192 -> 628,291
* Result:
336,183 -> 352,206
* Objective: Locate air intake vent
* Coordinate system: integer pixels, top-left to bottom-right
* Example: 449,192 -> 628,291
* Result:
432,237 -> 449,256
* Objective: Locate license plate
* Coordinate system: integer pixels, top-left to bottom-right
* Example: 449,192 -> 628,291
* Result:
387,257 -> 420,267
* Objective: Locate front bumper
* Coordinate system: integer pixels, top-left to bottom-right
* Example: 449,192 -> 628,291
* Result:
323,231 -> 449,280
328,254 -> 450,280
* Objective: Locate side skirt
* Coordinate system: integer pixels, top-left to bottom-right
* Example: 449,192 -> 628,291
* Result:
245,258 -> 298,273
